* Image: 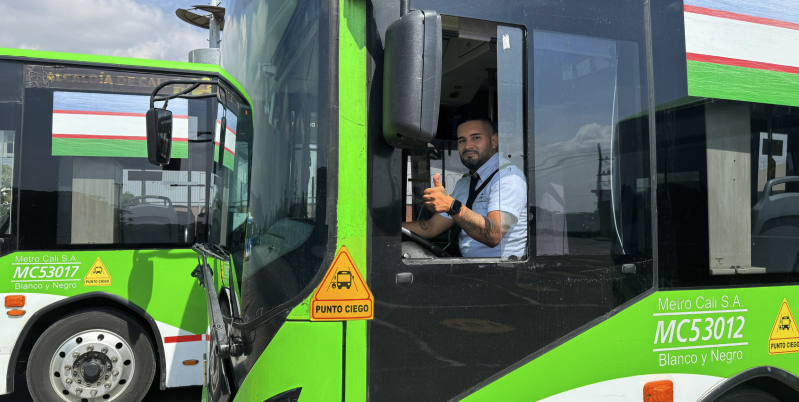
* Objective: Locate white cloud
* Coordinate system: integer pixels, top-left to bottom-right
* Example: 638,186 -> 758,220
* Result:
536,123 -> 612,167
534,123 -> 613,212
0,0 -> 207,62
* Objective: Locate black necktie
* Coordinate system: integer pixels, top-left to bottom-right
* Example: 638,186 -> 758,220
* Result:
445,173 -> 480,257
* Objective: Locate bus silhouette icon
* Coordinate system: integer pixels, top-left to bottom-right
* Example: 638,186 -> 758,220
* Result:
333,271 -> 352,289
780,316 -> 791,331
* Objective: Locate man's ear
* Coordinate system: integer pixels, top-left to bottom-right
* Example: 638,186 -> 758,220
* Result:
491,133 -> 499,150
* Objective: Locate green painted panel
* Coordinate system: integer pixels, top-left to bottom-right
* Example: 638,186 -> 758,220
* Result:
345,320 -> 367,402
0,47 -> 252,106
0,250 -> 206,334
339,0 -> 368,400
52,138 -> 188,159
461,287 -> 799,401
233,321 -> 343,402
687,61 -> 799,107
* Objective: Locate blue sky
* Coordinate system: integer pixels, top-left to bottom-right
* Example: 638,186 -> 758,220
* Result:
0,0 -> 224,62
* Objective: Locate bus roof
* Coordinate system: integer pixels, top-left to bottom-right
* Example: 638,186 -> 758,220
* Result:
0,47 -> 250,104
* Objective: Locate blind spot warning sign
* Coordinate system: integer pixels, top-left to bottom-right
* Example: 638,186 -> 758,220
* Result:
311,246 -> 373,321
84,257 -> 112,287
769,298 -> 799,355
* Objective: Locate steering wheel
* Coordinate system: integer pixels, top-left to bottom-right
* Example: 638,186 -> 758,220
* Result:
402,227 -> 450,258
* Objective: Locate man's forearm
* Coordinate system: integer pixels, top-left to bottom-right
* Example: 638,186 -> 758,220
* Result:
402,220 -> 436,239
452,207 -> 501,248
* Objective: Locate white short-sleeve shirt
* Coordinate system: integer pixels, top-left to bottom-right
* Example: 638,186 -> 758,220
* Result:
440,154 -> 528,258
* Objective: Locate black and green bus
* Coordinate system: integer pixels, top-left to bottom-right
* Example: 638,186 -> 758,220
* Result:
189,0 -> 799,400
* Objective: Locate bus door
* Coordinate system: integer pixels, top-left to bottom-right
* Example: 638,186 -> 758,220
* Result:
369,1 -> 655,400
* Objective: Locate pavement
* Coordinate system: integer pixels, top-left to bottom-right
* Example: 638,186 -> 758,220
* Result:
0,379 -> 201,402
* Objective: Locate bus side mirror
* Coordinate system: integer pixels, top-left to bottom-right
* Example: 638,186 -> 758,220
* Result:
382,9 -> 442,149
146,108 -> 173,166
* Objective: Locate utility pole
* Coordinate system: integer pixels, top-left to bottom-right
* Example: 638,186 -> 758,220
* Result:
176,1 -> 225,63
208,0 -> 221,49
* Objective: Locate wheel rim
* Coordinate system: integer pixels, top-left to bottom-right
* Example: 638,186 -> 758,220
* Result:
48,329 -> 136,402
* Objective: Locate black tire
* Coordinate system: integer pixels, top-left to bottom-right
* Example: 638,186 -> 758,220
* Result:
715,385 -> 781,402
26,309 -> 156,402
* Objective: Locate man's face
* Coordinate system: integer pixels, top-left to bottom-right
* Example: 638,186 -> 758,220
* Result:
457,120 -> 498,171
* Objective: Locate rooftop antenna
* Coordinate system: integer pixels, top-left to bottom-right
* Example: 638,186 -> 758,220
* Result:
176,0 -> 225,64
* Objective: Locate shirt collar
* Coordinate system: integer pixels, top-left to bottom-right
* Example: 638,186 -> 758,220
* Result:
470,153 -> 499,181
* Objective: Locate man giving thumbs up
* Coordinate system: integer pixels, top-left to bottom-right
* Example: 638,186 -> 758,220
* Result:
401,116 -> 527,258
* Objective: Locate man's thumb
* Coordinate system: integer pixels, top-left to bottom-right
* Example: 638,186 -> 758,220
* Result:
433,173 -> 442,187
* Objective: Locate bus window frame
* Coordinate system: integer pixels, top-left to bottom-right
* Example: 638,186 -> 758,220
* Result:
10,60 -> 229,251
400,19 -> 533,265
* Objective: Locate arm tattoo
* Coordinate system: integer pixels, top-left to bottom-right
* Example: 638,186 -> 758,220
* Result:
481,215 -> 497,239
457,209 -> 513,245
438,187 -> 449,197
419,220 -> 429,231
458,209 -> 499,240
458,209 -> 483,234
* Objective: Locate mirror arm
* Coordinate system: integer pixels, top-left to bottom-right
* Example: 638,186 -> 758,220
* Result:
149,80 -> 217,108
150,82 -> 201,108
173,93 -> 221,100
153,92 -> 220,104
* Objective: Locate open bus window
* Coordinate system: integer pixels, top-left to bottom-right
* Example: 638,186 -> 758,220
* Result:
401,19 -> 528,261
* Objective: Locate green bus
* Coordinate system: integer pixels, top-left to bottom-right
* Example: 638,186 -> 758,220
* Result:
0,49 -> 251,401
182,0 -> 799,400
12,0 -> 799,400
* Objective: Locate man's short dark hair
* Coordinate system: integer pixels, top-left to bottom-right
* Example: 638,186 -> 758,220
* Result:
456,114 -> 497,136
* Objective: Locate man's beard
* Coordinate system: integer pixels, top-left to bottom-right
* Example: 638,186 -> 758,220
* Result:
460,147 -> 492,171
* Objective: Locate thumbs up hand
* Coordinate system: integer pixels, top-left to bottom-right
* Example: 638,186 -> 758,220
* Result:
423,173 -> 455,213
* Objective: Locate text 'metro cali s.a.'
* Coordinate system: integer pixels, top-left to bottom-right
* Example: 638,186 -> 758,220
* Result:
11,254 -> 82,291
654,295 -> 746,368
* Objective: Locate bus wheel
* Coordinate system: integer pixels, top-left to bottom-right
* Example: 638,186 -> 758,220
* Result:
715,385 -> 781,402
26,309 -> 156,402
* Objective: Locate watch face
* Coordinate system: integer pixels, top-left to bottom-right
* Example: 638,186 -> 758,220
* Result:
450,200 -> 462,215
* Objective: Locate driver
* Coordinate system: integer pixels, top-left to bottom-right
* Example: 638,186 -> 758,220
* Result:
402,116 -> 527,258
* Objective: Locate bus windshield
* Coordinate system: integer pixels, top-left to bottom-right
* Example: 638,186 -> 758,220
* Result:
15,64 -> 221,249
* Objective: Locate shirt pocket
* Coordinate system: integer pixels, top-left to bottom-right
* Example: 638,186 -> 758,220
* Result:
471,194 -> 490,213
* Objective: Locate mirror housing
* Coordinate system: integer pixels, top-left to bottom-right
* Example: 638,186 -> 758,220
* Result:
146,108 -> 173,166
383,10 -> 442,148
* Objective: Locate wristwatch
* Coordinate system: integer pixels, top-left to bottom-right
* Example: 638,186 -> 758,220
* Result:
447,199 -> 463,216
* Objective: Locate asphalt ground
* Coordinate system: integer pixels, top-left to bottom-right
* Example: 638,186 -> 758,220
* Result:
0,377 -> 201,402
